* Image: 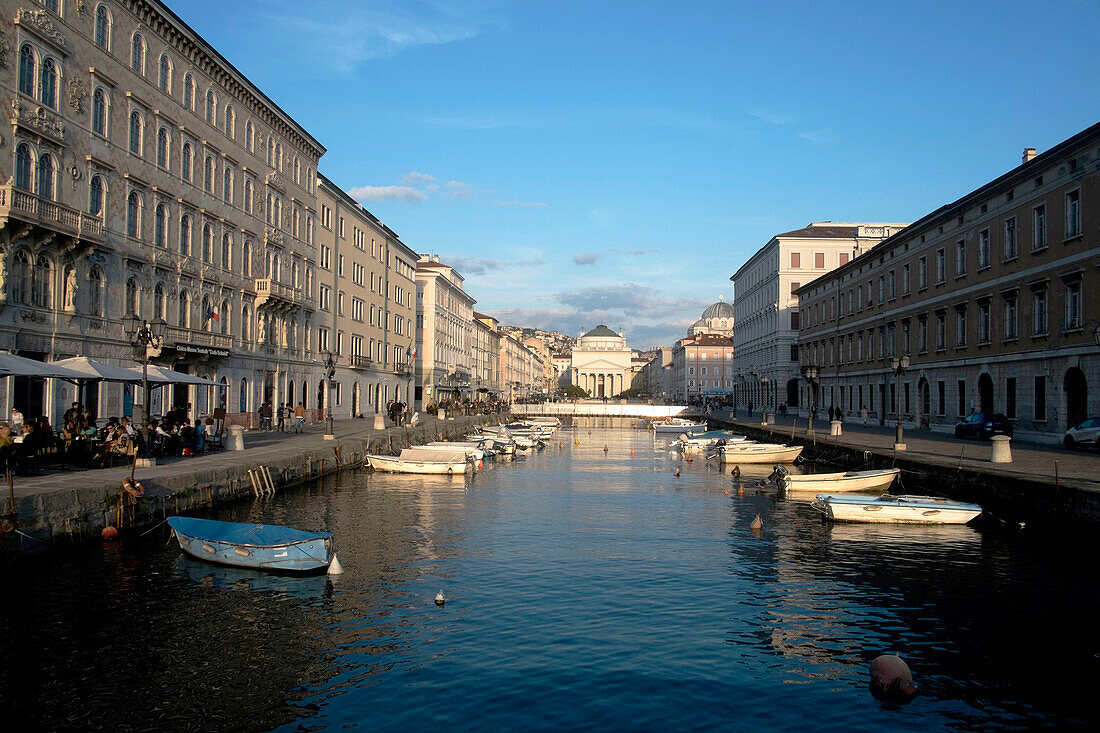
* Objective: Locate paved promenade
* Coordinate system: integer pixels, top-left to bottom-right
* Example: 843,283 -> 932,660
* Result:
709,410 -> 1100,492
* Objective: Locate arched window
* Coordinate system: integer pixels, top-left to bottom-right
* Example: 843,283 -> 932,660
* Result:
221,233 -> 232,268
272,252 -> 280,282
243,241 -> 253,278
129,110 -> 143,155
224,105 -> 235,138
130,33 -> 146,74
178,290 -> 190,328
294,156 -> 301,185
126,191 -> 141,238
291,260 -> 299,287
243,178 -> 253,214
89,174 -> 105,216
181,143 -> 193,182
202,224 -> 212,263
203,155 -> 214,192
36,153 -> 55,200
153,282 -> 166,321
205,89 -> 216,125
266,137 -> 274,167
265,193 -> 273,225
154,203 -> 167,247
32,255 -> 51,308
274,198 -> 282,227
156,127 -> 169,169
125,277 -> 138,316
158,53 -> 172,92
92,88 -> 107,135
179,214 -> 192,255
88,267 -> 104,316
94,5 -> 111,49
239,378 -> 248,412
245,120 -> 254,152
292,208 -> 300,238
305,216 -> 313,244
18,44 -> 35,96
12,252 -> 31,304
39,58 -> 58,108
306,167 -> 313,193
223,167 -> 233,203
14,144 -> 31,191
274,142 -> 283,171
241,305 -> 251,342
183,73 -> 195,110
221,299 -> 231,335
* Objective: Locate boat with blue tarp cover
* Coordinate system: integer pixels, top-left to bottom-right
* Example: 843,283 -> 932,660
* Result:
167,516 -> 337,574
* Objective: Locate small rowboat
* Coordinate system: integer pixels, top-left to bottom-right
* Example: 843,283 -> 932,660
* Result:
714,443 -> 803,464
810,494 -> 983,524
771,465 -> 900,493
167,516 -> 336,574
365,448 -> 471,474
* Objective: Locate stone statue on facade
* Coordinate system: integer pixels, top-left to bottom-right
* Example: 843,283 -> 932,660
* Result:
63,266 -> 77,311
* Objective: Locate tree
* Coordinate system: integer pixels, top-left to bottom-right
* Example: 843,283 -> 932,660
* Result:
561,385 -> 589,400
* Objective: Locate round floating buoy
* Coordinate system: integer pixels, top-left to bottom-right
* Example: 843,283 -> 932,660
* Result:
869,654 -> 917,701
725,489 -> 729,496
327,555 -> 345,575
101,526 -> 118,541
435,590 -> 446,606
575,439 -> 580,446
674,468 -> 681,478
737,484 -> 745,496
749,513 -> 763,530
477,459 -> 484,470
631,447 -> 635,456
122,477 -> 144,497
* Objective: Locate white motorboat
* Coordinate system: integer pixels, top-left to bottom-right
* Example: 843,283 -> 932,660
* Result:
714,443 -> 803,464
810,493 -> 983,524
651,418 -> 708,434
365,448 -> 471,474
426,440 -> 495,458
416,443 -> 486,463
671,430 -> 748,451
771,465 -> 900,493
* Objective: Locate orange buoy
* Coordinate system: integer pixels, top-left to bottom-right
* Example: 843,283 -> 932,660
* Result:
737,484 -> 745,496
674,468 -> 681,478
631,447 -> 635,456
101,526 -> 119,541
725,489 -> 729,495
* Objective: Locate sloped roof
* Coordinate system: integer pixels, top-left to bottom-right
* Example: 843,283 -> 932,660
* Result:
775,224 -> 859,239
583,325 -> 620,338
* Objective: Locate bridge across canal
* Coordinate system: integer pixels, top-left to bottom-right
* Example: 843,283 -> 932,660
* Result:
511,403 -> 699,419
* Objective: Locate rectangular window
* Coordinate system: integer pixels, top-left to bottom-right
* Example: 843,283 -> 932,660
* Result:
318,285 -> 331,311
1004,217 -> 1017,260
935,249 -> 945,283
902,263 -> 910,295
318,327 -> 330,352
1034,376 -> 1046,421
1066,190 -> 1081,238
319,244 -> 331,270
958,380 -> 966,416
978,301 -> 990,344
838,252 -> 849,266
917,318 -> 927,353
955,308 -> 967,347
1006,377 -> 1016,419
1065,280 -> 1082,330
688,367 -> 695,376
856,285 -> 863,310
790,344 -> 799,361
701,367 -> 707,375
918,257 -> 928,289
1004,296 -> 1018,340
978,229 -> 990,269
1033,205 -> 1047,250
937,381 -> 945,416
790,252 -> 801,268
1033,290 -> 1048,335
936,313 -> 946,350
955,240 -> 966,277
879,276 -> 885,304
790,311 -> 800,330
888,271 -> 896,300
814,252 -> 825,268
790,282 -> 800,297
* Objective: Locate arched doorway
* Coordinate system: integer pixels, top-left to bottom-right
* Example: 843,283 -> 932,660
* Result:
239,379 -> 248,413
287,380 -> 294,408
978,373 -> 994,414
316,380 -> 325,412
352,382 -> 360,418
918,378 -> 930,427
1065,367 -> 1088,428
301,380 -> 308,409
786,379 -> 799,408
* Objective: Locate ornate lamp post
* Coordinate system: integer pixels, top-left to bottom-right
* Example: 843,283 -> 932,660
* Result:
760,373 -> 770,424
323,350 -> 336,439
802,365 -> 819,434
891,354 -> 911,450
125,315 -> 168,429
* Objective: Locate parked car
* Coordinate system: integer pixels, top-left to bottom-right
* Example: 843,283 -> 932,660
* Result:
954,412 -> 1013,440
1063,417 -> 1100,450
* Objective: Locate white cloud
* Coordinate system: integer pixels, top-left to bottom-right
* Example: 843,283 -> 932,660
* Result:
402,171 -> 435,184
347,185 -> 427,203
493,200 -> 547,208
446,180 -> 473,198
572,252 -> 604,265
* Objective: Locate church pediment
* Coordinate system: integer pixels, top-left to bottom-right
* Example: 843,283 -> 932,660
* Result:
573,357 -> 629,370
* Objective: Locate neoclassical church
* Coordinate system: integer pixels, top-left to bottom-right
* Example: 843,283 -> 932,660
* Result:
569,325 -> 634,398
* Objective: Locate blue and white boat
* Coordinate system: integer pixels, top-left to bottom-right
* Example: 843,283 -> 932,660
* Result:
167,516 -> 338,574
809,494 -> 983,525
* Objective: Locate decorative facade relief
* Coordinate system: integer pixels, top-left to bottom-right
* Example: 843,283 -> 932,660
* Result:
0,35 -> 11,69
10,100 -> 65,143
67,76 -> 87,114
16,9 -> 69,52
265,171 -> 285,191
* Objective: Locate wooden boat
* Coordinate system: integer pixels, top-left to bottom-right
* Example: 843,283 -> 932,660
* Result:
771,465 -> 900,493
810,494 -> 983,524
651,418 -> 708,434
365,448 -> 471,474
715,443 -> 803,463
167,515 -> 336,574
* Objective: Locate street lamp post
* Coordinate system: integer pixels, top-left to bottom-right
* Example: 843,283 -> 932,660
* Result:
760,374 -> 770,424
124,315 -> 168,426
323,351 -> 335,440
802,365 -> 819,434
891,354 -> 911,450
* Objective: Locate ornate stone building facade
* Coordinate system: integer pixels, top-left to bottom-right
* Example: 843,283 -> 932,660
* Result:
795,124 -> 1100,440
569,325 -> 633,398
0,0 -> 325,424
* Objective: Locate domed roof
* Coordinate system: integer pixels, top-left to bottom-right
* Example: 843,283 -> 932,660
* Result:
582,324 -> 620,338
692,318 -> 707,328
701,300 -> 734,320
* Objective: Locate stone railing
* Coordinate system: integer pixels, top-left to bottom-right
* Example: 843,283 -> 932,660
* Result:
0,185 -> 104,241
254,278 -> 303,308
350,355 -> 372,369
165,326 -> 233,350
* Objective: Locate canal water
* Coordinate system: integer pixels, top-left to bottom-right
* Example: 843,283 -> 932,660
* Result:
2,425 -> 1099,731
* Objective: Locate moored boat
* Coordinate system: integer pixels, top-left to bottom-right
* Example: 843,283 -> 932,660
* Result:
771,465 -> 900,493
167,516 -> 336,574
810,493 -> 983,524
365,448 -> 471,474
651,418 -> 708,434
715,443 -> 803,463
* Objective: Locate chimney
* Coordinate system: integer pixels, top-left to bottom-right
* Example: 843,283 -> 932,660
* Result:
433,254 -> 440,263
1022,147 -> 1037,164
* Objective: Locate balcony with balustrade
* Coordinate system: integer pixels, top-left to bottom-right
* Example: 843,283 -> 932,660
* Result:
254,278 -> 305,311
165,326 -> 234,351
349,355 -> 373,370
0,185 -> 104,244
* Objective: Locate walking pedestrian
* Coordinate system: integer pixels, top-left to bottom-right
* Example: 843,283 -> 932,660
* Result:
859,404 -> 869,426
828,405 -> 835,422
294,402 -> 306,433
260,401 -> 272,431
277,403 -> 287,432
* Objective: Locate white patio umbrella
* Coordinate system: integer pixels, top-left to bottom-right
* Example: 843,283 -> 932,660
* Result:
0,352 -> 91,379
51,356 -> 147,383
143,364 -> 219,386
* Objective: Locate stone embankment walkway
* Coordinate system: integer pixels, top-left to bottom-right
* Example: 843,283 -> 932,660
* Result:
1,414 -> 501,560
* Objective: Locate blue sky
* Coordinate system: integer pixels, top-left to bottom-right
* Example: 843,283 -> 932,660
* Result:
177,0 -> 1100,349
